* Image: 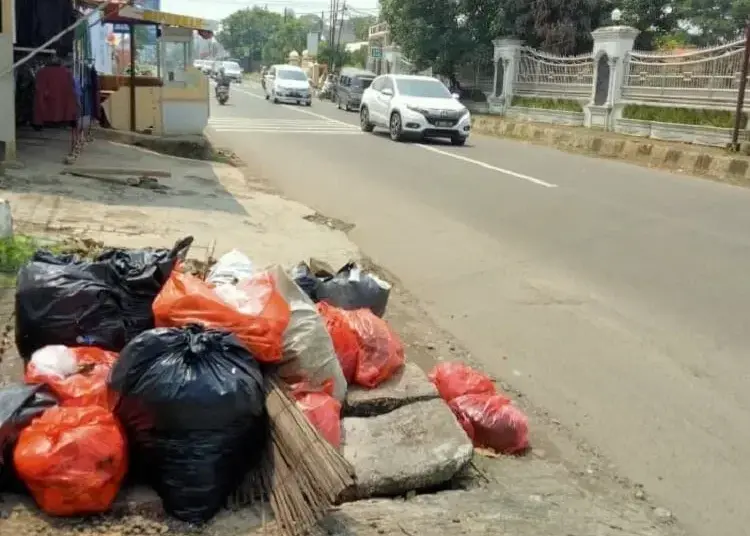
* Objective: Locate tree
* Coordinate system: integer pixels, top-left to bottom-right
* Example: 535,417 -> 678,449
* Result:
217,7 -> 284,61
351,15 -> 376,40
349,45 -> 368,67
380,0 -> 470,75
674,0 -> 750,45
528,0 -> 611,54
262,18 -> 307,64
610,0 -> 677,49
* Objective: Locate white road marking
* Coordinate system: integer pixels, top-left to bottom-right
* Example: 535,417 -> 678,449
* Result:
228,85 -> 558,188
416,144 -> 558,188
208,117 -> 359,135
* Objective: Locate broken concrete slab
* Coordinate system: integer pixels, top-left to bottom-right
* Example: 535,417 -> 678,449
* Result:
322,484 -> 671,536
341,398 -> 473,499
344,362 -> 438,417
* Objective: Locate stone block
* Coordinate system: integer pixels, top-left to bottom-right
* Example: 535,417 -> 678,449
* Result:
345,363 -> 438,417
0,199 -> 12,238
341,399 -> 473,499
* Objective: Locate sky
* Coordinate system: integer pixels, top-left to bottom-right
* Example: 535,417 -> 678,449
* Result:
160,0 -> 379,23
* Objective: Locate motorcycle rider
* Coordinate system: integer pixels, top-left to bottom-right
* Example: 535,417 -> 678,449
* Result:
215,66 -> 231,98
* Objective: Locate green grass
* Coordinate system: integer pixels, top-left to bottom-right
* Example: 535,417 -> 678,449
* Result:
0,235 -> 64,288
622,104 -> 746,129
511,96 -> 583,113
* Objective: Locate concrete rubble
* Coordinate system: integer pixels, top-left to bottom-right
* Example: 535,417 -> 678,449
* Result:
341,398 -> 473,499
344,362 -> 439,417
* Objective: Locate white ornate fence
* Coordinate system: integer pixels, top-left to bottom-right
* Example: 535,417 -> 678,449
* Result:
622,40 -> 747,108
514,47 -> 594,100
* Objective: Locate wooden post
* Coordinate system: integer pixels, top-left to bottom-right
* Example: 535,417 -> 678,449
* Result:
129,23 -> 136,132
731,23 -> 750,150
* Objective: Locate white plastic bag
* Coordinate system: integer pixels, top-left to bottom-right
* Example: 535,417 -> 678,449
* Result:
207,249 -> 254,287
272,266 -> 347,401
28,346 -> 77,379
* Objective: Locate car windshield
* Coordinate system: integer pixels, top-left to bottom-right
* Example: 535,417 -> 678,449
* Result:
395,78 -> 451,98
223,62 -> 240,70
277,69 -> 307,81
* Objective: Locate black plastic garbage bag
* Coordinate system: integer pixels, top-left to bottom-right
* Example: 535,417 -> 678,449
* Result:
316,262 -> 392,318
0,384 -> 57,491
15,237 -> 193,360
290,261 -> 321,301
15,251 -> 128,359
96,236 -> 194,340
109,324 -> 268,523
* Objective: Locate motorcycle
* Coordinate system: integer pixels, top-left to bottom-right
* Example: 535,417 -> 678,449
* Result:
216,84 -> 229,105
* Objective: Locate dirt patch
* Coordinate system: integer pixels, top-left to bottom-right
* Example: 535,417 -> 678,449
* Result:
303,213 -> 356,233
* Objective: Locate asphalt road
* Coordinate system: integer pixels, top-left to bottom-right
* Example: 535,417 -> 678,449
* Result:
209,82 -> 750,536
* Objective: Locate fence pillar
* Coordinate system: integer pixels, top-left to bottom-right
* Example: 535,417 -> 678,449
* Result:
585,25 -> 639,129
490,38 -> 522,115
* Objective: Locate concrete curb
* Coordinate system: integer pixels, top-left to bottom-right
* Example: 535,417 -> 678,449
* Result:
472,115 -> 750,187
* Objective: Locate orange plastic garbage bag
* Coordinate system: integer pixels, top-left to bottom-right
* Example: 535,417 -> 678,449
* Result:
290,380 -> 342,448
25,346 -> 117,409
316,302 -> 360,384
152,270 -> 290,363
449,394 -> 529,455
428,362 -> 496,402
13,406 -> 128,516
338,307 -> 404,388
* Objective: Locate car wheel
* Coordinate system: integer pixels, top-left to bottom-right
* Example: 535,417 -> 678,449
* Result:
451,136 -> 467,146
360,107 -> 375,133
389,112 -> 404,142
265,93 -> 269,100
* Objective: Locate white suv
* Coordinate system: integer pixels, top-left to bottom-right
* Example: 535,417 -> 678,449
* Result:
359,74 -> 471,145
264,65 -> 312,106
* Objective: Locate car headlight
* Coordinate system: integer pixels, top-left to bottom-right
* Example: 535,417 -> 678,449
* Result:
406,105 -> 428,116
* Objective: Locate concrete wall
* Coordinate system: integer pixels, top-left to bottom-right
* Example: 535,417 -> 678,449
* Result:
0,0 -> 15,161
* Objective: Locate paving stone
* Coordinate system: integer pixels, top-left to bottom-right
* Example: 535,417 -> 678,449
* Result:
344,363 -> 438,417
341,398 -> 473,499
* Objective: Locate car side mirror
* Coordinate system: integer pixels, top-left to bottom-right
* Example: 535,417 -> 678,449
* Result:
382,88 -> 394,97
451,92 -> 460,100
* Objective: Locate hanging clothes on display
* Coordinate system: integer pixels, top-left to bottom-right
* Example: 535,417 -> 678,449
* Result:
32,64 -> 79,128
15,0 -> 77,56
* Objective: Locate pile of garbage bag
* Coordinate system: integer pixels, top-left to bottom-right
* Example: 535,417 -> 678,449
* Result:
1,243 -> 409,523
429,362 -> 529,455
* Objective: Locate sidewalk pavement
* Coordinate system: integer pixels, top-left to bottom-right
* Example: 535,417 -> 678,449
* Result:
472,114 -> 750,187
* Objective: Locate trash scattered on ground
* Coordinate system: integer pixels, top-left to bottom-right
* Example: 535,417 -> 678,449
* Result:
428,362 -> 497,402
430,362 -> 530,455
110,325 -> 268,523
14,405 -> 128,516
25,346 -> 117,408
0,239 -> 531,535
293,261 -> 391,317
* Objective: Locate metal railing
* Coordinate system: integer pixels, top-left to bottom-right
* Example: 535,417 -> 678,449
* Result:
515,47 -> 594,100
623,40 -> 749,107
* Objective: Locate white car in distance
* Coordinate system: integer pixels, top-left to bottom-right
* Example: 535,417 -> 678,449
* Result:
264,65 -> 312,106
359,75 -> 471,145
219,60 -> 243,83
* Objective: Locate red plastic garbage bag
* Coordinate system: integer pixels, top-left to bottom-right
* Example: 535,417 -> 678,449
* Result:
25,346 -> 118,409
13,405 -> 128,516
316,302 -> 360,384
153,269 -> 290,363
428,362 -> 496,402
338,307 -> 404,388
449,394 -> 529,455
290,380 -> 342,448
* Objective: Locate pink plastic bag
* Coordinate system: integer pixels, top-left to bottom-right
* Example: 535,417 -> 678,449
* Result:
290,380 -> 342,448
428,362 -> 496,402
449,394 -> 529,454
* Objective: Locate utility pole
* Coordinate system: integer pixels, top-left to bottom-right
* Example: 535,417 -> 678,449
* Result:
332,2 -> 346,72
732,22 -> 750,151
